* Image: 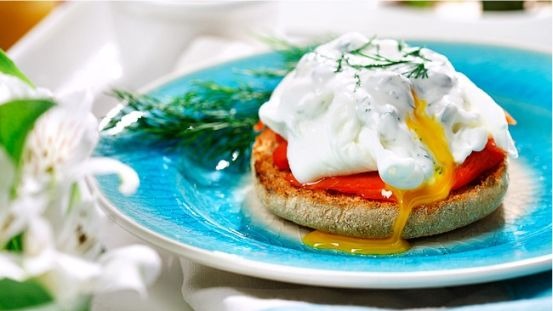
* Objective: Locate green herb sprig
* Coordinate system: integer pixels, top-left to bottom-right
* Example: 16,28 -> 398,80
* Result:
343,39 -> 431,79
104,84 -> 272,168
241,37 -> 320,79
103,39 -> 314,169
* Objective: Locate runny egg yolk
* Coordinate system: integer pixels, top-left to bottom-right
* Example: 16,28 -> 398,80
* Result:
303,92 -> 455,255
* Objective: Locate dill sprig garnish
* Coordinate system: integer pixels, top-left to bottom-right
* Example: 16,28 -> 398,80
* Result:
344,38 -> 431,79
406,63 -> 429,79
243,37 -> 320,79
103,84 -> 273,169
260,37 -> 319,68
102,40 -> 314,169
335,53 -> 346,73
241,68 -> 289,79
349,35 -> 377,55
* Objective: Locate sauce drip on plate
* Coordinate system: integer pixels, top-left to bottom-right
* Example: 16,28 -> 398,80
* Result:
303,93 -> 455,255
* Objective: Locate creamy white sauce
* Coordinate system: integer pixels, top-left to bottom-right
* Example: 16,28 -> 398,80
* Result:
259,33 -> 517,189
0,73 -> 50,104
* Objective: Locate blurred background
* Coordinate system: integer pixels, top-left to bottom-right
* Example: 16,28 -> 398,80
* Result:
1,0 -> 551,50
2,1 -> 551,48
3,1 -> 551,93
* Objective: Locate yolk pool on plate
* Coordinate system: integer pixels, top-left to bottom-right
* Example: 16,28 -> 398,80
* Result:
303,93 -> 455,255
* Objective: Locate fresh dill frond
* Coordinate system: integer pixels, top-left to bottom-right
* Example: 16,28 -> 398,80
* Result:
346,58 -> 411,70
241,68 -> 290,79
353,73 -> 361,90
259,36 -> 324,72
237,38 -> 319,80
105,84 -> 272,169
402,47 -> 431,61
397,40 -> 406,52
260,37 -> 313,63
406,62 -> 429,79
349,35 -> 377,55
103,38 -> 316,170
339,37 -> 430,79
335,53 -> 346,73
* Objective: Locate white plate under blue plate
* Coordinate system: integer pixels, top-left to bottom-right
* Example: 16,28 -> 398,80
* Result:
94,41 -> 552,289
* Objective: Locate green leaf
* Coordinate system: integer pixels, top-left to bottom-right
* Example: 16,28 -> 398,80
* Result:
0,279 -> 52,310
0,99 -> 55,167
0,50 -> 34,88
3,232 -> 24,253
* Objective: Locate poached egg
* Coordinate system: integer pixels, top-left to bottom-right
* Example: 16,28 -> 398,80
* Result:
259,33 -> 517,190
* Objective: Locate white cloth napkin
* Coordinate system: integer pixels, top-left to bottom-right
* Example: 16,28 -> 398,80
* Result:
174,36 -> 551,311
179,254 -> 550,311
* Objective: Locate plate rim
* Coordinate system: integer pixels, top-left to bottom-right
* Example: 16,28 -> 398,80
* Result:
95,44 -> 552,289
91,176 -> 551,289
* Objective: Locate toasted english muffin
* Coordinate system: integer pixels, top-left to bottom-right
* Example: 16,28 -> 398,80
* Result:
252,129 -> 508,239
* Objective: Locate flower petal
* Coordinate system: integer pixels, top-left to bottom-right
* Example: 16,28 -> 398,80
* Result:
22,89 -> 99,184
36,252 -> 102,306
0,253 -> 25,280
94,245 -> 161,295
78,157 -> 139,195
0,195 -> 46,246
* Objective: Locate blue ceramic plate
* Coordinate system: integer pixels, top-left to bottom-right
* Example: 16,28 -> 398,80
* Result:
94,42 -> 552,288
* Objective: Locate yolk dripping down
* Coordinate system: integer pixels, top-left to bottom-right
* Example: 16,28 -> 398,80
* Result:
303,92 -> 456,255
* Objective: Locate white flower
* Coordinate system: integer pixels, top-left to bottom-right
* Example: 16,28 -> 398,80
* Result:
22,90 -> 138,195
0,193 -> 47,247
0,86 -> 159,308
0,73 -> 50,103
94,245 -> 161,295
3,206 -> 160,309
20,90 -> 138,246
0,251 -> 25,280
